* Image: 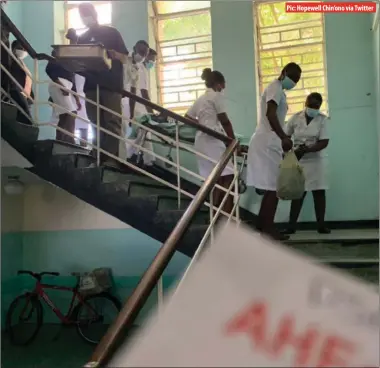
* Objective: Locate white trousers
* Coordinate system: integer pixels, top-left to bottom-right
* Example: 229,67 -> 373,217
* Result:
48,78 -> 75,117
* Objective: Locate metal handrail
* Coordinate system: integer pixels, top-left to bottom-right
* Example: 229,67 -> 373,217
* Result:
0,7 -> 231,145
86,139 -> 239,367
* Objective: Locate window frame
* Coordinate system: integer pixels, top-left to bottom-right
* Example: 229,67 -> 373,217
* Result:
63,0 -> 112,42
253,0 -> 329,119
151,1 -> 213,115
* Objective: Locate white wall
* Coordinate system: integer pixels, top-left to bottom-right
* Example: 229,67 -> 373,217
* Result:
23,183 -> 130,232
1,189 -> 24,233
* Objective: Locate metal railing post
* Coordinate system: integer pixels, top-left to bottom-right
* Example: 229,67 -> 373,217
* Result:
33,59 -> 39,124
175,122 -> 181,210
209,190 -> 214,244
96,84 -> 100,167
233,151 -> 240,225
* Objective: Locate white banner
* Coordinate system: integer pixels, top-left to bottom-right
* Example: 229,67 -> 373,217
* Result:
111,222 -> 379,367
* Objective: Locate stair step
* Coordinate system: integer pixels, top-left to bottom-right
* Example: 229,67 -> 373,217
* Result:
180,225 -> 208,258
97,182 -> 132,199
102,169 -> 159,186
157,195 -> 194,211
34,139 -> 89,157
286,242 -> 378,260
153,209 -> 209,229
68,167 -> 103,190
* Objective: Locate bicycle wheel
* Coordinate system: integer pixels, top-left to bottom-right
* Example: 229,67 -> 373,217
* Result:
6,293 -> 43,346
75,292 -> 121,344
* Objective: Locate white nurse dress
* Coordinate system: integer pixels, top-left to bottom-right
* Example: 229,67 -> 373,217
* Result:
284,111 -> 329,191
186,88 -> 233,180
246,79 -> 288,191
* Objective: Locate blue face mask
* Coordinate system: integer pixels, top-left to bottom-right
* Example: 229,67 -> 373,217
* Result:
306,107 -> 320,118
281,76 -> 296,90
145,61 -> 155,70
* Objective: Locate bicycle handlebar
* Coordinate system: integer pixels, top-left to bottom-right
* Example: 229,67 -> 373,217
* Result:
17,270 -> 60,280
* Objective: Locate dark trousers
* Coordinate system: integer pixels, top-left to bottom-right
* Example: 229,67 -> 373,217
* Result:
85,89 -> 122,162
10,89 -> 33,125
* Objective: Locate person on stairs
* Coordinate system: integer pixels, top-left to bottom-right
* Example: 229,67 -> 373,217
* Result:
120,40 -> 150,162
9,40 -> 34,125
185,68 -> 239,214
126,47 -> 157,167
77,2 -> 129,168
246,62 -> 302,241
46,49 -> 82,144
282,92 -> 331,235
65,28 -> 90,148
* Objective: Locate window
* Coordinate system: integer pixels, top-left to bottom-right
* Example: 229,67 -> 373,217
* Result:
254,1 -> 328,118
65,1 -> 112,36
152,1 -> 213,115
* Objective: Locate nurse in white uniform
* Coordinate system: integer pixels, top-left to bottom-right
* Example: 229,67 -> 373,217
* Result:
185,68 -> 238,214
282,92 -> 330,235
246,63 -> 302,240
126,48 -> 157,166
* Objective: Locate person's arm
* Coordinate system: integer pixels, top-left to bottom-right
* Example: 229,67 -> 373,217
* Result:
266,103 -> 287,140
214,93 -> 235,140
141,89 -> 154,114
284,114 -> 296,138
108,29 -> 129,64
129,86 -> 137,119
45,62 -> 68,94
305,118 -> 329,153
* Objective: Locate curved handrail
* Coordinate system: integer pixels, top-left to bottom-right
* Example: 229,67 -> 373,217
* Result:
1,8 -> 232,144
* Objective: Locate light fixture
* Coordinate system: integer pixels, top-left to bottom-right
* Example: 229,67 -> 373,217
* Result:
4,175 -> 24,196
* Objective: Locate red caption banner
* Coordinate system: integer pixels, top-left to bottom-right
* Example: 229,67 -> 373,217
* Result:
285,2 -> 377,13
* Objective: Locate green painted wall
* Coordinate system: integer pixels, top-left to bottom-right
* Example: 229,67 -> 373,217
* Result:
3,2 -> 378,223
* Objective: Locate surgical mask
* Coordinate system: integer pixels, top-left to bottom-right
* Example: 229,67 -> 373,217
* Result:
306,107 -> 320,118
15,50 -> 27,59
145,61 -> 155,70
134,54 -> 145,63
281,76 -> 296,90
82,16 -> 96,27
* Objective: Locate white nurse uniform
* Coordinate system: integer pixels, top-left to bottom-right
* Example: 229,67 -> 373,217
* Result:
246,79 -> 288,191
186,88 -> 233,179
284,111 -> 329,191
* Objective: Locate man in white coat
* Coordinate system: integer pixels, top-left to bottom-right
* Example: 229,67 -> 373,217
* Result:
282,92 -> 330,235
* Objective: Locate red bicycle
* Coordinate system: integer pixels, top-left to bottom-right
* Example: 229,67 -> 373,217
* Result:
6,270 -> 121,346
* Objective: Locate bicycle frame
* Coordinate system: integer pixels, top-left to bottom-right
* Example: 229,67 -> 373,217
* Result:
32,280 -> 94,324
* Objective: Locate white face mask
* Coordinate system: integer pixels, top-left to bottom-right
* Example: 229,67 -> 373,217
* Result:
82,16 -> 96,27
15,50 -> 27,59
134,54 -> 145,63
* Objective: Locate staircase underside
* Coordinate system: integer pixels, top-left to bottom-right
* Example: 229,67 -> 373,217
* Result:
1,104 -> 378,283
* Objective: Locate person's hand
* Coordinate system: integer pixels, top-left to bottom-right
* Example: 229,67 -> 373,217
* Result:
108,49 -> 119,61
281,136 -> 293,152
295,145 -> 308,160
75,98 -> 82,111
61,88 -> 69,96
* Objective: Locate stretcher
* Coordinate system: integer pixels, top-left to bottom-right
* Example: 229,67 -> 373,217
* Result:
128,113 -> 249,194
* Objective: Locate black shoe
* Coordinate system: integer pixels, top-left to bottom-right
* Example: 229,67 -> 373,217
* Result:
318,227 -> 331,234
281,228 -> 296,235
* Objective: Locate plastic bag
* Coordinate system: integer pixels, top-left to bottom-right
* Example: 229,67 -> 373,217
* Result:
277,151 -> 305,200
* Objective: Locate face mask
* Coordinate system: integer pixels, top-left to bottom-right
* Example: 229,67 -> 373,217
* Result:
15,50 -> 27,59
82,16 -> 96,27
134,54 -> 145,63
145,61 -> 155,70
306,107 -> 320,118
281,76 -> 296,90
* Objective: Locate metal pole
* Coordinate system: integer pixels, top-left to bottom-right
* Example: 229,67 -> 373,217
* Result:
157,276 -> 164,312
233,151 -> 240,225
175,122 -> 181,210
86,140 -> 239,367
96,84 -> 100,167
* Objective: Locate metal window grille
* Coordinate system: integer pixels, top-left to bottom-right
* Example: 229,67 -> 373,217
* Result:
152,1 -> 213,116
254,1 -> 328,118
